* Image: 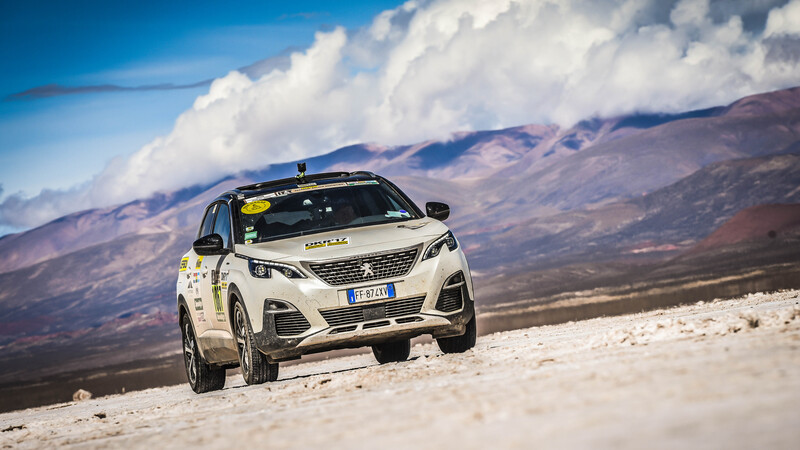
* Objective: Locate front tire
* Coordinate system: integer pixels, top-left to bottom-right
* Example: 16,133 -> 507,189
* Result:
437,315 -> 477,354
182,313 -> 225,393
234,300 -> 278,385
372,339 -> 411,364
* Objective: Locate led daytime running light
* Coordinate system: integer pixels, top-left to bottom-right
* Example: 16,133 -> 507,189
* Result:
423,231 -> 458,260
248,259 -> 306,279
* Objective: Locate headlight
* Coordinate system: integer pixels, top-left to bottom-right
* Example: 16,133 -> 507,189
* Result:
248,259 -> 306,279
422,231 -> 458,260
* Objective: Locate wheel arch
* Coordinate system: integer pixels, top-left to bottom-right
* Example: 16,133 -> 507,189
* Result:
177,294 -> 210,361
177,294 -> 191,328
226,283 -> 259,349
227,283 -> 244,325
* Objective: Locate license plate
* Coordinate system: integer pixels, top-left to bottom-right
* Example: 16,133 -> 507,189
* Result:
347,283 -> 395,304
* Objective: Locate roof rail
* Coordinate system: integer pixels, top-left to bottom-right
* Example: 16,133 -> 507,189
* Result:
236,171 -> 351,191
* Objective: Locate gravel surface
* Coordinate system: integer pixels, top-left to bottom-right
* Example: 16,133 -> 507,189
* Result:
2,290 -> 799,449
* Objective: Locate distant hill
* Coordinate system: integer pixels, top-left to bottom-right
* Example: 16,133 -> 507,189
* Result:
2,87 -> 800,275
690,203 -> 800,254
465,151 -> 800,273
1,86 -> 800,392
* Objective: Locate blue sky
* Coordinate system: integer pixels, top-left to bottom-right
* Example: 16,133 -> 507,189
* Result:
1,0 -> 799,236
0,0 -> 401,213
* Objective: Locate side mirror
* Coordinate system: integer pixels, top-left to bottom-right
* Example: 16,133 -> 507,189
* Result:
426,202 -> 450,221
193,234 -> 227,256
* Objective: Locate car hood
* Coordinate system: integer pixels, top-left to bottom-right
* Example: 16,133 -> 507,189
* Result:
234,218 -> 450,262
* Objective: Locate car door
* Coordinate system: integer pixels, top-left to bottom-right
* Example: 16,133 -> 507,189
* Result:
189,204 -> 218,334
198,201 -> 234,330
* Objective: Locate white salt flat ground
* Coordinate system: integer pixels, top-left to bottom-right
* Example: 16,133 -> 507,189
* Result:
2,290 -> 799,449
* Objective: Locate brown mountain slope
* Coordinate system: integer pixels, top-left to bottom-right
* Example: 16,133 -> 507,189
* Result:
3,87 -> 800,275
690,203 -> 800,254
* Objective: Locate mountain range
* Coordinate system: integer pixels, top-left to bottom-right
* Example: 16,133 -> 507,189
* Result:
1,86 -> 799,410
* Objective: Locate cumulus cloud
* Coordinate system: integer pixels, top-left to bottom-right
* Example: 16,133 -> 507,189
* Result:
765,0 -> 800,36
3,0 -> 800,228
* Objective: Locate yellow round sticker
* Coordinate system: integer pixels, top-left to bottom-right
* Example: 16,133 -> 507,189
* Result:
241,200 -> 271,215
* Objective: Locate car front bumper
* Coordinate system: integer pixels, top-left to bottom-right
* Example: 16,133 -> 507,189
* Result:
246,246 -> 475,362
253,292 -> 474,362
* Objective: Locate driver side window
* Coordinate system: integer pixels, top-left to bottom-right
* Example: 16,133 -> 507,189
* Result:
198,204 -> 218,239
213,203 -> 232,249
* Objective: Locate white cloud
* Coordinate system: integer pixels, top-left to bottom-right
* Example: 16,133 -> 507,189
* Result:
3,0 -> 800,228
765,0 -> 800,36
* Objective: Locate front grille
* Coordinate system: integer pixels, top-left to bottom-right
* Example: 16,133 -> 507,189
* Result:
307,247 -> 419,286
436,287 -> 464,313
274,311 -> 311,336
329,325 -> 357,335
396,316 -> 423,324
385,297 -> 425,318
319,295 -> 426,327
363,320 -> 390,330
319,307 -> 364,327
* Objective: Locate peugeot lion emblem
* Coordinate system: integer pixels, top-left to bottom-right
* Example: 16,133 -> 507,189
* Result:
361,262 -> 374,278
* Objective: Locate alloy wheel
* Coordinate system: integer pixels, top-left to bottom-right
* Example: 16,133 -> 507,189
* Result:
183,322 -> 197,385
235,305 -> 250,377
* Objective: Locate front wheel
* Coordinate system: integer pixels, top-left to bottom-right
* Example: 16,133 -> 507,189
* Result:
234,300 -> 278,385
372,339 -> 411,364
437,315 -> 477,354
182,313 -> 226,393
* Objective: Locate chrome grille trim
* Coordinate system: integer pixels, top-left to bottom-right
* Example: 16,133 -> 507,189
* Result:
304,245 -> 421,286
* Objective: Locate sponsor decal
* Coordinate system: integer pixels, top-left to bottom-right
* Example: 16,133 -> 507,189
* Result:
296,182 -> 348,192
179,257 -> 189,272
221,281 -> 228,291
212,285 -> 225,321
241,200 -> 270,215
195,256 -> 204,269
268,189 -> 293,198
220,271 -> 229,282
245,226 -> 254,232
194,297 -> 203,311
271,190 -> 292,198
304,236 -> 350,251
197,311 -> 206,322
243,181 -> 378,204
244,231 -> 258,240
245,239 -> 253,244
245,190 -> 292,203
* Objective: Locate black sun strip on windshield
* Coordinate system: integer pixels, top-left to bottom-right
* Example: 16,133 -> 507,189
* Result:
243,180 -> 380,203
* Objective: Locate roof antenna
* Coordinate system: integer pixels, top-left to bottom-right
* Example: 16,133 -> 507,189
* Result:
296,162 -> 307,184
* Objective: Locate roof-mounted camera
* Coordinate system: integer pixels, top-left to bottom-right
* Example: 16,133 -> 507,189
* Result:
296,163 -> 307,184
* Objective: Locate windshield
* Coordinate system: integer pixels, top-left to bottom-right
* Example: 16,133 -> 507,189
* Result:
238,180 -> 420,243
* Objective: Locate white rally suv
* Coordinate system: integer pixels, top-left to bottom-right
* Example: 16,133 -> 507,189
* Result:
176,169 -> 476,393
